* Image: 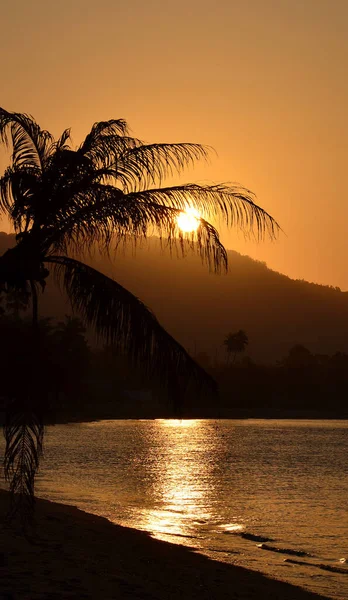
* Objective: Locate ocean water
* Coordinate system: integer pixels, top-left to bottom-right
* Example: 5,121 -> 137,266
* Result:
4,419 -> 348,598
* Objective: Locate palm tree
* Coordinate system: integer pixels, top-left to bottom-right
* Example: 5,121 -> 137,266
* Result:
223,330 -> 249,364
0,108 -> 279,521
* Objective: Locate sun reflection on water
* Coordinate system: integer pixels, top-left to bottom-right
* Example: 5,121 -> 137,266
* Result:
31,420 -> 348,600
155,419 -> 200,428
139,419 -> 212,544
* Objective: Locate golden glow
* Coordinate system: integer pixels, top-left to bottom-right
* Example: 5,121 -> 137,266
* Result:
176,207 -> 200,233
2,1 -> 348,288
138,419 -> 212,543
218,523 -> 244,533
156,419 -> 200,428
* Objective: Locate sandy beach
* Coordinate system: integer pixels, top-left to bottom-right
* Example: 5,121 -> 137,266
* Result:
0,489 -> 331,600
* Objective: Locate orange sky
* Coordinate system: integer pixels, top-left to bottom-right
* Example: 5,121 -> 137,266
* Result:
1,0 -> 348,288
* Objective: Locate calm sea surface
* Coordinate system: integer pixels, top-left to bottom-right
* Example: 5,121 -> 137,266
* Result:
4,419 -> 348,599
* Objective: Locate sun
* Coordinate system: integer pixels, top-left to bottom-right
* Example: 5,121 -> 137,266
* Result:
176,207 -> 201,233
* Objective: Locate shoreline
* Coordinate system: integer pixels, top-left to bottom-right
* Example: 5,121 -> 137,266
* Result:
46,414 -> 348,426
0,490 -> 331,599
1,413 -> 348,427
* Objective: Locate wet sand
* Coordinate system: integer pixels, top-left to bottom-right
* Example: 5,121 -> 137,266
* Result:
0,489 -> 330,599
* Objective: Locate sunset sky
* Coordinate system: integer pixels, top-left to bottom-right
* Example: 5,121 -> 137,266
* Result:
1,0 -> 348,288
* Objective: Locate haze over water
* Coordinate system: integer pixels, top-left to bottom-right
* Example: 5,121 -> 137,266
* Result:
30,419 -> 348,600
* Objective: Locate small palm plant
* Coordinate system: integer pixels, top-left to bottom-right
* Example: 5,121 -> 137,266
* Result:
223,330 -> 249,364
0,108 -> 279,520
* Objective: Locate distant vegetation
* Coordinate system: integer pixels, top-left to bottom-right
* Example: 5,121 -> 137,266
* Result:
223,330 -> 248,364
196,345 -> 348,418
0,312 -> 162,423
0,311 -> 346,421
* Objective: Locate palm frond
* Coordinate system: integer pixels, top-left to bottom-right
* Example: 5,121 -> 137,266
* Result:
0,166 -> 16,214
49,128 -> 72,154
79,120 -> 210,187
0,108 -> 53,169
118,184 -> 280,240
0,166 -> 40,232
79,135 -> 141,170
42,185 -> 228,271
78,119 -> 131,159
47,255 -> 217,395
41,180 -> 278,270
115,142 -> 210,191
3,400 -> 44,524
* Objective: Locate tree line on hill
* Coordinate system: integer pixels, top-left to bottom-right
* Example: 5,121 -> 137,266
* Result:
194,337 -> 348,418
0,307 -> 346,421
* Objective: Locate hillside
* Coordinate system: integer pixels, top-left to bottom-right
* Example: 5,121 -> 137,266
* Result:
1,232 -> 348,364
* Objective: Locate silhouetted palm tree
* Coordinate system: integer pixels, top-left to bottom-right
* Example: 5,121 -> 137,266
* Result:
0,108 -> 278,520
223,330 -> 249,363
